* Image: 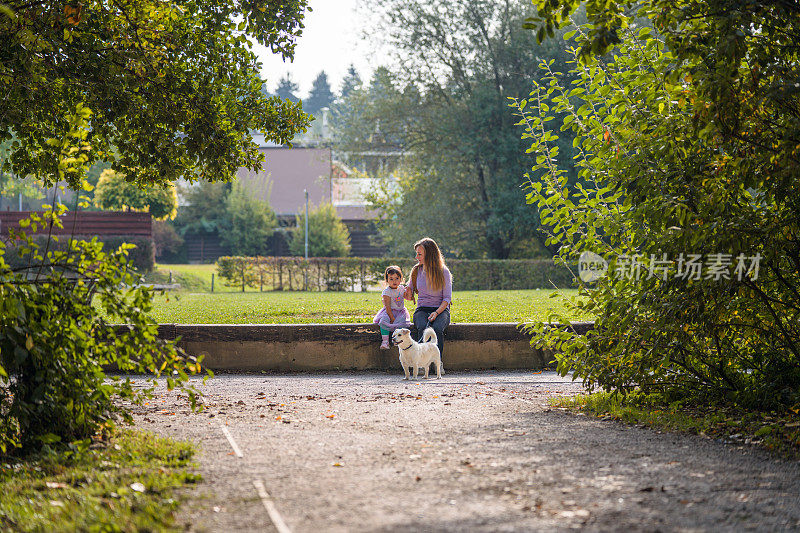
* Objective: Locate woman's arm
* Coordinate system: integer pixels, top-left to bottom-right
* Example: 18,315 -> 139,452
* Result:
427,268 -> 452,322
404,267 -> 419,301
383,294 -> 395,322
403,285 -> 414,301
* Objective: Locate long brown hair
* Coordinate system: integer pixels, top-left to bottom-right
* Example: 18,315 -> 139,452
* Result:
410,237 -> 446,292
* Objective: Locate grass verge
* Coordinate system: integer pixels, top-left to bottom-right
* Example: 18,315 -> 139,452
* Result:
143,265 -> 213,292
0,430 -> 199,531
141,289 -> 592,324
551,392 -> 800,460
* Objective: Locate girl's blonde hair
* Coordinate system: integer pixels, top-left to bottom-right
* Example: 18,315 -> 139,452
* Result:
410,237 -> 446,292
384,265 -> 404,282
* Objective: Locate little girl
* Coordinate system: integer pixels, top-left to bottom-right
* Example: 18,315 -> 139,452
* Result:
373,265 -> 412,349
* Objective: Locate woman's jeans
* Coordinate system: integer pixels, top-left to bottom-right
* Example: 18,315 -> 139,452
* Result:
413,306 -> 450,359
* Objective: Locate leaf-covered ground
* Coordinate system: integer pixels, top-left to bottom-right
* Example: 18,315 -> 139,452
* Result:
0,430 -> 198,531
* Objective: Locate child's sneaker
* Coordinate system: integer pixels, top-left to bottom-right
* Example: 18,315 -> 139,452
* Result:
380,335 -> 390,350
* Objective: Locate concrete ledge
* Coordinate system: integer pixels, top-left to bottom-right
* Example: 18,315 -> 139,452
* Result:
156,322 -> 595,372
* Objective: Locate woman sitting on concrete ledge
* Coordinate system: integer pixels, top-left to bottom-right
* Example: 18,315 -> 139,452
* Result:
405,237 -> 452,360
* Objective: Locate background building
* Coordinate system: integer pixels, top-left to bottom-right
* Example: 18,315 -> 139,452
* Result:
236,134 -> 386,257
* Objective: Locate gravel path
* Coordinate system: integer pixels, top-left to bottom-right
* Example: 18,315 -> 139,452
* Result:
129,371 -> 800,532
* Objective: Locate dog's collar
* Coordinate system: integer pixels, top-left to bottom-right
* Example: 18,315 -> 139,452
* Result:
397,340 -> 413,350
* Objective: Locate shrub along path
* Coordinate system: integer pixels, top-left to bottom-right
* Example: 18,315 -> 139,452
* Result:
129,371 -> 800,532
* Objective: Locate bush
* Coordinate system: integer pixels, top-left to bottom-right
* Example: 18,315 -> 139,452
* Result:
513,29 -> 800,409
0,207 -> 205,454
153,220 -> 184,260
288,202 -> 351,257
447,259 -> 573,290
220,182 -> 277,256
217,256 -> 382,291
98,235 -> 155,272
216,256 -> 573,291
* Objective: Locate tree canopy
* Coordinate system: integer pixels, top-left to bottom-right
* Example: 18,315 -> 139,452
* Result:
94,169 -> 178,220
0,0 -> 311,189
339,65 -> 362,100
173,180 -> 231,237
305,71 -> 335,115
275,73 -> 301,103
336,0 -> 579,258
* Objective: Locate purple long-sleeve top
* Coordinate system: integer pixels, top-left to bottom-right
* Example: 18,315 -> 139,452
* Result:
415,266 -> 452,308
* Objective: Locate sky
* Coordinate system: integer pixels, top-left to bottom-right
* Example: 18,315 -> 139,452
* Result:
252,0 -> 377,99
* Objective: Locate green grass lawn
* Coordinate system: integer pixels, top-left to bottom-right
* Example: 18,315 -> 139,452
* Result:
145,289 -> 591,324
144,264 -> 591,323
149,263 -> 218,292
0,430 -> 198,531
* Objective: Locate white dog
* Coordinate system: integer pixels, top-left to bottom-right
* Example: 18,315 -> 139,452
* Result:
392,327 -> 443,380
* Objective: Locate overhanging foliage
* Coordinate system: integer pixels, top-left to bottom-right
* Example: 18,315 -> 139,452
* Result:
0,0 -> 311,188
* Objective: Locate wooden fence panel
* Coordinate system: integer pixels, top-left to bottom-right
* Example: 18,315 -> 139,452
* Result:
0,211 -> 152,237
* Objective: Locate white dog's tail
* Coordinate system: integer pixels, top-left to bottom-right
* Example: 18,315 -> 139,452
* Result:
423,327 -> 437,345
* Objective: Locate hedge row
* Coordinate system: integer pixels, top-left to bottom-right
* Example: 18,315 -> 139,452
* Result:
216,256 -> 575,291
2,234 -> 155,272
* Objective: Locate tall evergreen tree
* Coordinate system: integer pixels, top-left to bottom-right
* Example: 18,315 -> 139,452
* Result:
339,65 -> 362,100
275,73 -> 300,103
305,71 -> 335,115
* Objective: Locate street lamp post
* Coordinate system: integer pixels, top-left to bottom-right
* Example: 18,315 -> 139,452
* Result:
304,189 -> 309,290
304,189 -> 309,260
